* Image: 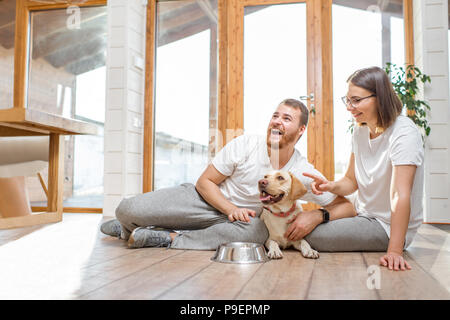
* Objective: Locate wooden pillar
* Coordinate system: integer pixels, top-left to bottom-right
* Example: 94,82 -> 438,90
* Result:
307,0 -> 334,181
13,0 -> 29,109
143,0 -> 156,193
221,0 -> 244,145
404,0 -> 415,66
217,0 -> 229,151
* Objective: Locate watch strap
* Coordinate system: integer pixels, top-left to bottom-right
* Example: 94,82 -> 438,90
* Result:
319,208 -> 330,223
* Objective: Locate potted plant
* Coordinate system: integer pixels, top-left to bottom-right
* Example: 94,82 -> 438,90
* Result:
385,62 -> 432,138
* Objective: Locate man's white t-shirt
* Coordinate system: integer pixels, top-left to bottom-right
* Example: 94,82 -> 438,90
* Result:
352,115 -> 424,248
212,134 -> 337,215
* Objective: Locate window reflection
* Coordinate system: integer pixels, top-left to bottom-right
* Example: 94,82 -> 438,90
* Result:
243,4 -> 308,158
0,0 -> 16,109
27,6 -> 107,208
154,0 -> 218,190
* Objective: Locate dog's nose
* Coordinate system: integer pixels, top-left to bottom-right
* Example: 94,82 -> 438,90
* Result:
258,179 -> 268,188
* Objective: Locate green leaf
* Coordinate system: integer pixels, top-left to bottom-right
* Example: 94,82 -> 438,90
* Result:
384,62 -> 432,141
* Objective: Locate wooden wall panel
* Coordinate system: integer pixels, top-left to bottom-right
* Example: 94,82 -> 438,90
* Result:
143,0 -> 156,193
404,0 -> 415,66
13,0 -> 29,109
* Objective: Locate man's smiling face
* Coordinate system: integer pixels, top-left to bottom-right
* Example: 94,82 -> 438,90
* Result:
266,103 -> 305,149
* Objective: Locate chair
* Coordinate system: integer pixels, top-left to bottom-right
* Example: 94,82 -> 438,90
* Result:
0,136 -> 49,218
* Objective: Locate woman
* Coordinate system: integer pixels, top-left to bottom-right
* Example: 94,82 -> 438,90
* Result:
303,66 -> 424,271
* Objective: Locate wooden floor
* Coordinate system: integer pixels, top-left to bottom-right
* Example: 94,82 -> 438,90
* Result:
0,214 -> 449,300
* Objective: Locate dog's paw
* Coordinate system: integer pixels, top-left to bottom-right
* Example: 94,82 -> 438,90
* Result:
302,248 -> 319,259
267,247 -> 283,259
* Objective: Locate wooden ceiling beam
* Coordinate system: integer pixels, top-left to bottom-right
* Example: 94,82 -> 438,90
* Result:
32,19 -> 106,59
158,3 -> 207,31
156,4 -> 266,48
157,1 -> 192,15
196,0 -> 218,24
31,8 -> 106,42
0,0 -> 16,26
333,0 -> 403,17
0,25 -> 15,49
64,51 -> 105,75
45,35 -> 106,68
157,17 -> 212,47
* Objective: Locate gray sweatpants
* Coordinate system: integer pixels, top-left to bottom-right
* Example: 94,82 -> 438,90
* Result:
115,183 -> 269,250
304,215 -> 389,252
114,183 -> 389,252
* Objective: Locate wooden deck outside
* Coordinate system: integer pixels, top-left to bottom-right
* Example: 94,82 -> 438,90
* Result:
0,214 -> 448,300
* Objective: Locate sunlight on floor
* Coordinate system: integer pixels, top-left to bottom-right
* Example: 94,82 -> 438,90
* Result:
0,215 -> 102,299
430,234 -> 450,292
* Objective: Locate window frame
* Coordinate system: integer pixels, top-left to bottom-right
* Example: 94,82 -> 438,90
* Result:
13,0 -> 107,214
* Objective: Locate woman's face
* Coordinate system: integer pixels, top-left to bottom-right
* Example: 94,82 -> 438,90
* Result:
345,83 -> 378,127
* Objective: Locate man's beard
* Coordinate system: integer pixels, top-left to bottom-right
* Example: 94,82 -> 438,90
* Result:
266,128 -> 298,150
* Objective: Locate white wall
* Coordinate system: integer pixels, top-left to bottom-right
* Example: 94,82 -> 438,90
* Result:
103,0 -> 147,216
415,0 -> 450,223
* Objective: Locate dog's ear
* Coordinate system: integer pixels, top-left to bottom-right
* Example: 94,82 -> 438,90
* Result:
289,172 -> 307,200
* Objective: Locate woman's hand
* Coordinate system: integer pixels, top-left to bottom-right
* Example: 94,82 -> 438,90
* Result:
227,207 -> 256,223
379,251 -> 412,271
303,172 -> 335,195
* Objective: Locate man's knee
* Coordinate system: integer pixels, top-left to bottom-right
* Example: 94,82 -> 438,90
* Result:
115,198 -> 133,223
253,218 -> 269,244
235,217 -> 269,244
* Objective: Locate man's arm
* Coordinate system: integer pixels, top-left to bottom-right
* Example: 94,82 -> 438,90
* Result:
195,164 -> 256,222
284,195 -> 356,241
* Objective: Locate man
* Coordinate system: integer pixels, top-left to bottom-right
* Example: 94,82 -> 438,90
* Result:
100,98 -> 356,249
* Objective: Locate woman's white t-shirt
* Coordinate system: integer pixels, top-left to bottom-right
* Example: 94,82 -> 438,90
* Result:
212,134 -> 337,214
352,115 -> 424,247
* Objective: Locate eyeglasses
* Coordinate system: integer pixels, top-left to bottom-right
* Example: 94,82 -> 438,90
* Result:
341,94 -> 376,108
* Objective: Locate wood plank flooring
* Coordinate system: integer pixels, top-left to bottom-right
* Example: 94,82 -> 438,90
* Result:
0,214 -> 449,300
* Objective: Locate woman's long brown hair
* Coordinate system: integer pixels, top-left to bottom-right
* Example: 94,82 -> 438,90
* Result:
347,66 -> 403,131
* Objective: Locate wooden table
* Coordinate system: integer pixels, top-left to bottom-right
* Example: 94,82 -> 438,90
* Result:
0,108 -> 99,229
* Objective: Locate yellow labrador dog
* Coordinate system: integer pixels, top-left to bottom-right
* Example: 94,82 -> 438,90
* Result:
259,171 -> 319,259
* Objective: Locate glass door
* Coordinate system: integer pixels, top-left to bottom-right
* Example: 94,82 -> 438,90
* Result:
243,2 -> 308,157
153,0 -> 218,190
332,0 -> 405,180
225,0 -> 331,210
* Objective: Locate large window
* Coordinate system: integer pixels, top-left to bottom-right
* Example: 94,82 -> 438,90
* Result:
145,0 -> 415,194
0,0 -> 15,109
332,0 -> 405,180
153,0 -> 217,190
243,3 -> 308,158
27,6 -> 107,209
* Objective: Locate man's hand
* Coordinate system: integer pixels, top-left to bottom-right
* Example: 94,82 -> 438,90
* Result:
379,251 -> 412,271
228,207 -> 256,223
284,210 -> 322,241
303,172 -> 335,195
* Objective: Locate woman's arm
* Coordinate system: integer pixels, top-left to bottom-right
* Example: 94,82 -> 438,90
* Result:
332,153 -> 358,196
303,153 -> 358,197
379,164 -> 416,271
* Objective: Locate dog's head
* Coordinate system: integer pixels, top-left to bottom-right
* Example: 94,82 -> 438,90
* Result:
258,171 -> 307,206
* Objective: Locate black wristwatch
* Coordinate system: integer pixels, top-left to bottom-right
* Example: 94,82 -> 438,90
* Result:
319,208 -> 330,223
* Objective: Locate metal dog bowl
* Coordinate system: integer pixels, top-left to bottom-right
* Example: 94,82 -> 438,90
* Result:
211,242 -> 269,264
